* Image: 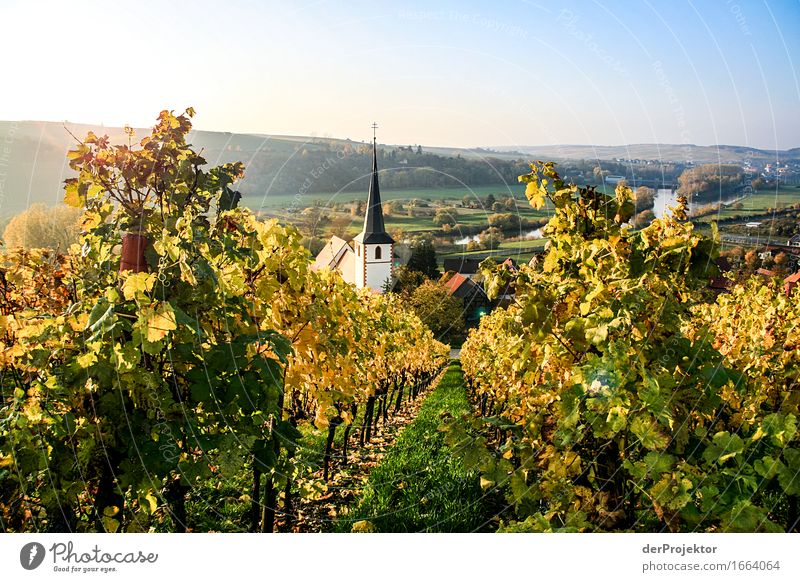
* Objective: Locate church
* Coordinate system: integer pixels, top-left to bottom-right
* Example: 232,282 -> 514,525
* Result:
311,135 -> 394,292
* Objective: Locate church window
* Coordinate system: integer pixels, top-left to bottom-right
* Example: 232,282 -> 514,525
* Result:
375,246 -> 382,260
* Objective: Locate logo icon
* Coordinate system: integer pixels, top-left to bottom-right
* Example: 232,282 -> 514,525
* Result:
20,542 -> 46,570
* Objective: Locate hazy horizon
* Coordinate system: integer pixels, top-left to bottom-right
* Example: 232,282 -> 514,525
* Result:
1,0 -> 798,150
4,119 -> 798,153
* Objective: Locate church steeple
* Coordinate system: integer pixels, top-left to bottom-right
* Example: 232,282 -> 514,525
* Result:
352,124 -> 394,292
314,125 -> 394,292
355,128 -> 393,245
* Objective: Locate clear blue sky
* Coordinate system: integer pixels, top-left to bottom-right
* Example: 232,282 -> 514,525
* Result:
2,0 -> 798,149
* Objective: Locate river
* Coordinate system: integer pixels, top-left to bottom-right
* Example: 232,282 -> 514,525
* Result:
653,188 -> 746,218
455,227 -> 543,245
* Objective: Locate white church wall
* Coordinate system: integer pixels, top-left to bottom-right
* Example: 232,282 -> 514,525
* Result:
358,243 -> 393,291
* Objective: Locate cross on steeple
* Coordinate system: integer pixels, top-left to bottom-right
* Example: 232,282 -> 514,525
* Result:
371,122 -> 378,142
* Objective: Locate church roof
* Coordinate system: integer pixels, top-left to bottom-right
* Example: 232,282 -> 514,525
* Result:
354,138 -> 394,245
312,235 -> 357,284
334,244 -> 357,284
312,236 -> 352,271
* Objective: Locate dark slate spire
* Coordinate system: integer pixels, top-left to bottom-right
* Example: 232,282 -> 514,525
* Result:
355,135 -> 394,245
363,138 -> 386,233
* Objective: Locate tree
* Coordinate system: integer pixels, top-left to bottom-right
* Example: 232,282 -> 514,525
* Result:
302,235 -> 326,256
721,245 -> 745,266
729,246 -> 745,261
3,203 -> 82,250
327,214 -> 352,238
485,193 -> 496,208
633,186 -> 656,212
351,200 -> 365,216
389,227 -> 407,243
744,250 -> 759,272
488,212 -> 523,232
774,252 -> 789,275
384,200 -> 403,216
408,280 -> 466,343
406,237 -> 440,279
390,265 -> 427,294
633,209 -> 656,229
433,208 -> 457,227
478,226 -> 503,249
300,206 -> 329,237
592,166 -> 609,182
678,164 -> 743,197
390,226 -> 407,240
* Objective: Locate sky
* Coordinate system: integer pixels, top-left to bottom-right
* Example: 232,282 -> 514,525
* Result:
1,0 -> 799,149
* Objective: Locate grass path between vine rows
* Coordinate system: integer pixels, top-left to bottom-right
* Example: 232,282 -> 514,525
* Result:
290,366 -> 444,531
337,361 -> 498,532
190,366 -> 447,533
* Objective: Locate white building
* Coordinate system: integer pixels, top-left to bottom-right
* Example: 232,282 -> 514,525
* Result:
312,137 -> 394,292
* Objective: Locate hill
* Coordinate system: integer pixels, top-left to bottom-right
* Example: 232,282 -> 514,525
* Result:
0,120 -> 529,218
1,119 -> 796,218
494,143 -> 796,164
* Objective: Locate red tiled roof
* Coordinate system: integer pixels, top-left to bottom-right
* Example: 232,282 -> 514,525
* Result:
443,272 -> 470,296
784,271 -> 800,284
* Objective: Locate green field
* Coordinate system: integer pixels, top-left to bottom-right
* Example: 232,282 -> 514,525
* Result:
241,184 -> 526,211
693,185 -> 800,222
247,184 -> 555,240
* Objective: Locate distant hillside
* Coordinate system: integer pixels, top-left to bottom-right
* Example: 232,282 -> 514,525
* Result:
0,120 -> 528,218
1,119 -> 795,218
493,143 -> 796,164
